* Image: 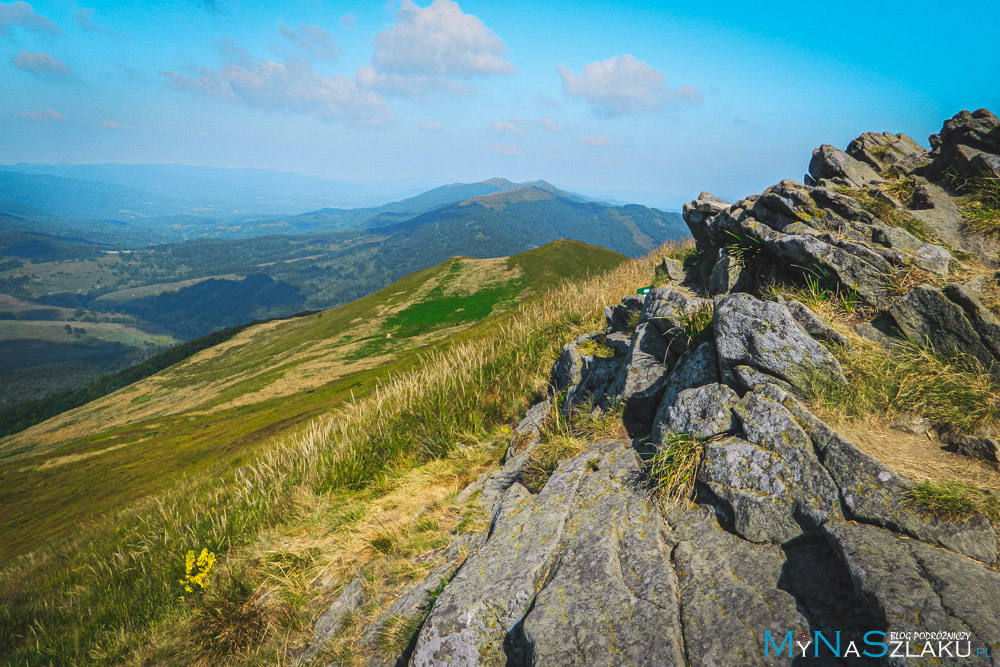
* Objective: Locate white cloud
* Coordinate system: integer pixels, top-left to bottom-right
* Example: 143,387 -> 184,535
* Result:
536,116 -> 564,132
13,50 -> 71,75
578,134 -> 608,147
101,119 -> 123,128
75,8 -> 116,36
419,121 -> 443,131
557,54 -> 701,116
162,50 -> 392,126
535,94 -> 560,108
489,118 -> 525,135
490,143 -> 519,156
16,108 -> 63,120
339,14 -> 355,29
279,22 -> 340,61
361,0 -> 513,97
0,1 -> 62,36
603,157 -> 623,168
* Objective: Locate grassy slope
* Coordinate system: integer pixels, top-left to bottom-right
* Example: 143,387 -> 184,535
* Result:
0,239 -> 625,564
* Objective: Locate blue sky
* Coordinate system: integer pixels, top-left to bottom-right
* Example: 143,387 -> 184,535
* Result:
2,0 -> 999,206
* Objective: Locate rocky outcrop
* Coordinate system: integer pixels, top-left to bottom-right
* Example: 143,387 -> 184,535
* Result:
308,110 -> 1000,666
924,108 -> 1000,183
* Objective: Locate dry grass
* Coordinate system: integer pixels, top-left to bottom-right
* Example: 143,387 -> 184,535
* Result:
834,421 -> 1000,493
647,431 -> 704,507
1,242 -> 682,664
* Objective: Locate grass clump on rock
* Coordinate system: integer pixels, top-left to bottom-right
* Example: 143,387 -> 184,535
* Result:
960,175 -> 1000,241
833,185 -> 935,242
906,481 -> 1000,523
647,431 -> 704,507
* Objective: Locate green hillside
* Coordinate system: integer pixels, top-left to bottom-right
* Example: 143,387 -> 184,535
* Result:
0,239 -> 625,564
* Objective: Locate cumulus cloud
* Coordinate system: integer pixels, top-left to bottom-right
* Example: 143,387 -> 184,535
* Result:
536,116 -> 564,132
0,1 -> 62,36
603,157 -> 624,168
14,50 -> 71,75
75,8 -> 116,36
16,108 -> 63,120
101,119 -> 123,128
557,54 -> 700,116
339,14 -> 355,29
162,48 -> 392,126
490,143 -> 519,156
419,121 -> 442,131
359,0 -> 513,97
578,134 -> 608,147
279,21 -> 340,61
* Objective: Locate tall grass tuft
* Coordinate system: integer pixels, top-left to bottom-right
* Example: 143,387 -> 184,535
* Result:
647,431 -> 703,507
807,339 -> 1000,435
0,240 -> 686,665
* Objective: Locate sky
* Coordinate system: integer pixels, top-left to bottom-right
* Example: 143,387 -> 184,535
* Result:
2,0 -> 999,207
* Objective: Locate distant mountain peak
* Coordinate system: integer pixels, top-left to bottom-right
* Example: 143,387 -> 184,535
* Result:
480,177 -> 517,187
461,185 -> 558,211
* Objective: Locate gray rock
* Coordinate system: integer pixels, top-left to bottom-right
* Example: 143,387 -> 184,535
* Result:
655,256 -> 686,284
604,331 -> 632,357
825,521 -> 1000,665
517,442 -> 686,666
890,413 -> 932,435
552,335 -> 623,416
682,192 -> 730,248
951,434 -> 1000,465
707,249 -> 751,295
847,131 -> 930,174
943,282 -> 1000,363
700,437 -> 803,543
756,383 -> 998,563
515,398 -> 551,437
665,383 -> 739,440
713,293 -> 847,395
411,440 -> 686,667
888,285 -> 998,369
724,390 -> 842,537
925,108 -> 1000,183
783,298 -> 850,347
614,321 -> 672,433
360,562 -> 455,667
731,364 -> 793,393
808,144 -> 885,188
551,341 -> 583,392
910,180 -> 998,267
650,341 -> 720,443
670,508 -> 808,666
604,295 -> 644,334
771,233 -> 892,306
303,575 -> 364,661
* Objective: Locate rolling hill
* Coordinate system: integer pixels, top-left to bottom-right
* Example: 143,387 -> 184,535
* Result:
0,239 -> 627,563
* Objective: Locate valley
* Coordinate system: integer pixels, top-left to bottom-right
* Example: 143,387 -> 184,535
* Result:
0,175 -> 685,417
0,239 -> 626,563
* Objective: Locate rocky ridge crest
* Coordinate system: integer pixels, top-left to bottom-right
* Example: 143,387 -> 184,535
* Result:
307,110 -> 1000,666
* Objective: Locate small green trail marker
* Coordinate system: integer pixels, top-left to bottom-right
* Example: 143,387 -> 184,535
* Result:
637,286 -> 651,295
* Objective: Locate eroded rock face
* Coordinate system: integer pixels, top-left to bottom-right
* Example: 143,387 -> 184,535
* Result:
713,293 -> 846,393
325,111 -> 1000,666
410,441 -> 685,666
826,522 -> 1000,664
